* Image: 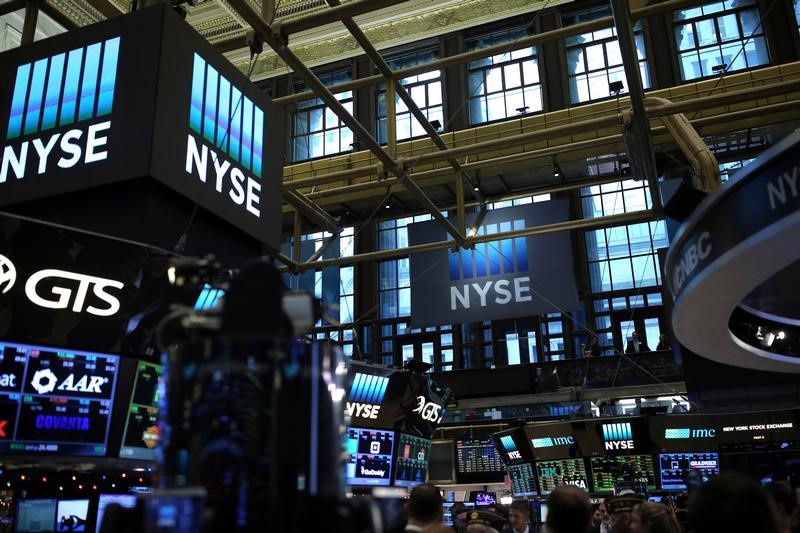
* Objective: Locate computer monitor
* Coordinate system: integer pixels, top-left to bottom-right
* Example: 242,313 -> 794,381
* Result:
472,492 -> 497,506
659,452 -> 720,490
535,458 -> 589,494
589,455 -> 657,493
456,438 -> 505,484
119,361 -> 162,460
16,499 -> 57,533
55,500 -> 90,532
393,433 -> 432,487
96,494 -> 137,533
345,427 -> 394,486
508,463 -> 538,497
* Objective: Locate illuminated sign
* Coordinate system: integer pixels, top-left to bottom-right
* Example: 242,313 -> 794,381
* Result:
345,373 -> 389,420
185,53 -> 263,218
30,368 -> 109,395
603,422 -> 634,451
35,414 -> 90,431
531,435 -> 575,448
500,435 -> 522,460
194,283 -> 224,310
0,419 -> 7,437
665,428 -> 716,439
2,37 -> 120,183
412,395 -> 444,424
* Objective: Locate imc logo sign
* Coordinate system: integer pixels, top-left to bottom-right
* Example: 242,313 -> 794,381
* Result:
603,422 -> 634,451
500,435 -> 522,460
448,220 -> 532,311
2,37 -> 120,183
345,373 -> 388,420
531,435 -> 574,448
665,428 -> 716,439
185,53 -> 263,218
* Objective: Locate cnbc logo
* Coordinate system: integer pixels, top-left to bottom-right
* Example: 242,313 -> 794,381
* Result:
665,428 -> 716,439
531,435 -> 574,448
603,422 -> 634,451
2,37 -> 120,183
448,220 -> 532,311
345,373 -> 388,420
185,53 -> 263,218
500,435 -> 522,460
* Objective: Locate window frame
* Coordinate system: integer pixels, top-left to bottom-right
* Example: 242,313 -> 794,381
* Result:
291,70 -> 354,162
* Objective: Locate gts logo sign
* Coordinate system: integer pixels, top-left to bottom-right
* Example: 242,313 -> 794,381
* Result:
412,396 -> 444,424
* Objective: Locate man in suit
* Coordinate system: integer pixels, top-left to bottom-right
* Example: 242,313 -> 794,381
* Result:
625,331 -> 650,354
405,483 -> 443,532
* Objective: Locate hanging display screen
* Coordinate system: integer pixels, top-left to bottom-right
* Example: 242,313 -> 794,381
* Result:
0,342 -> 118,456
119,361 -> 162,460
345,427 -> 394,486
535,458 -> 588,494
456,437 -> 505,483
659,452 -> 720,490
508,463 -> 538,497
589,455 -> 657,493
393,433 -> 431,487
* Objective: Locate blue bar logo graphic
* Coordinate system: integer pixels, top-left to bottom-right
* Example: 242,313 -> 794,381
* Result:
194,283 -> 225,310
349,373 -> 389,404
189,53 -> 264,179
664,428 -> 690,439
6,37 -> 120,140
448,219 -> 528,281
602,423 -> 632,441
500,435 -> 517,452
531,437 -> 554,448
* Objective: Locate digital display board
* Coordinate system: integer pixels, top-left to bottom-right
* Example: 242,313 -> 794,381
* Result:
526,421 -> 581,460
589,455 -> 657,493
393,433 -> 431,487
456,438 -> 505,483
345,427 -> 394,486
535,458 -> 588,494
649,414 -> 719,452
55,500 -> 90,532
16,499 -> 57,532
428,440 -> 456,483
119,361 -> 162,460
96,494 -> 137,533
576,418 -> 647,457
507,463 -> 538,497
659,452 -> 719,490
0,342 -> 118,456
718,411 -> 799,444
492,427 -> 534,465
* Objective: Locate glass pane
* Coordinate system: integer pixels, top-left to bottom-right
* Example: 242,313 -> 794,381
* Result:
744,36 -> 769,68
403,344 -> 415,363
504,63 -> 522,89
675,23 -> 696,51
587,69 -> 610,100
643,318 -> 661,350
507,333 -> 521,365
609,257 -> 634,290
566,48 -> 585,75
324,130 -> 339,154
570,74 -> 590,104
398,258 -> 410,288
380,290 -> 398,318
441,333 -> 453,346
487,92 -> 506,121
486,67 -> 503,92
620,320 -> 636,343
468,71 -> 485,96
680,50 -> 702,80
325,107 -> 338,129
696,18 -> 718,47
522,59 -> 539,84
632,254 -> 657,287
718,13 -> 740,41
309,108 -> 323,132
523,85 -> 543,112
505,88 -> 524,117
380,261 -> 397,290
442,349 -> 453,363
605,40 -> 622,66
740,8 -> 761,36
606,226 -> 630,258
589,261 -> 612,293
398,288 -> 411,316
548,321 -> 563,335
422,342 -> 434,366
527,333 -> 538,363
428,81 -> 443,106
470,96 -> 488,124
585,43 -> 606,70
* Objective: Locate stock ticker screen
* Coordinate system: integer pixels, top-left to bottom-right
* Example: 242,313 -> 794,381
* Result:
589,455 -> 657,493
507,463 -> 538,497
0,342 -> 118,456
535,458 -> 588,494
346,427 -> 394,486
456,438 -> 505,483
393,433 -> 432,487
119,361 -> 162,460
659,452 -> 720,490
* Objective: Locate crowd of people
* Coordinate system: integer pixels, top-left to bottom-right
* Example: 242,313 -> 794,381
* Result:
397,473 -> 798,533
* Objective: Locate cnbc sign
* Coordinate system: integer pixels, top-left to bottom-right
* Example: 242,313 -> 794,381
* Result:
2,37 -> 120,184
408,201 -> 580,327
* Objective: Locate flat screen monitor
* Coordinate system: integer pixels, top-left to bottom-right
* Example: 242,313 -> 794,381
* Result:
16,499 -> 57,532
55,500 -> 90,532
0,342 -> 119,456
141,489 -> 205,532
393,433 -> 432,487
119,361 -> 163,460
345,427 -> 394,486
96,494 -> 137,533
428,440 -> 456,483
589,455 -> 657,493
539,503 -> 548,524
492,427 -> 534,465
443,502 -> 474,527
472,492 -> 496,506
456,438 -> 505,484
535,458 -> 588,494
507,463 -> 538,497
659,452 -> 720,490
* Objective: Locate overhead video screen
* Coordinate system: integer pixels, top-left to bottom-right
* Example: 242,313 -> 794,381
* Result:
589,455 -> 657,493
119,361 -> 162,460
659,452 -> 719,490
507,463 -> 538,497
393,433 -> 432,487
0,342 -> 118,456
535,458 -> 588,494
345,427 -> 394,486
456,438 -> 506,484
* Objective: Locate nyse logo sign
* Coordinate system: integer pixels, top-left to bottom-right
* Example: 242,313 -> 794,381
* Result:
448,220 -> 531,311
500,435 -> 522,460
412,395 -> 444,424
664,428 -> 716,439
531,435 -> 574,448
31,368 -> 108,395
345,373 -> 388,420
603,423 -> 634,451
1,38 -> 120,184
185,54 -> 263,219
0,255 -> 123,317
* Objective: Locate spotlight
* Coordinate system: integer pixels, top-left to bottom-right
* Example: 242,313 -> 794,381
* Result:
516,106 -> 529,115
711,63 -> 727,73
474,179 -> 480,192
553,164 -> 563,179
430,119 -> 442,131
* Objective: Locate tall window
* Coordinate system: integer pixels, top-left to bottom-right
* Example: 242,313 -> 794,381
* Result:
292,71 -> 353,161
377,50 -> 443,143
465,28 -> 543,125
674,0 -> 768,81
719,158 -> 754,182
563,7 -> 650,104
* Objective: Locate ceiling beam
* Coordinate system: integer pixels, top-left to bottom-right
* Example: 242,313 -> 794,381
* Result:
277,0 -> 412,36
